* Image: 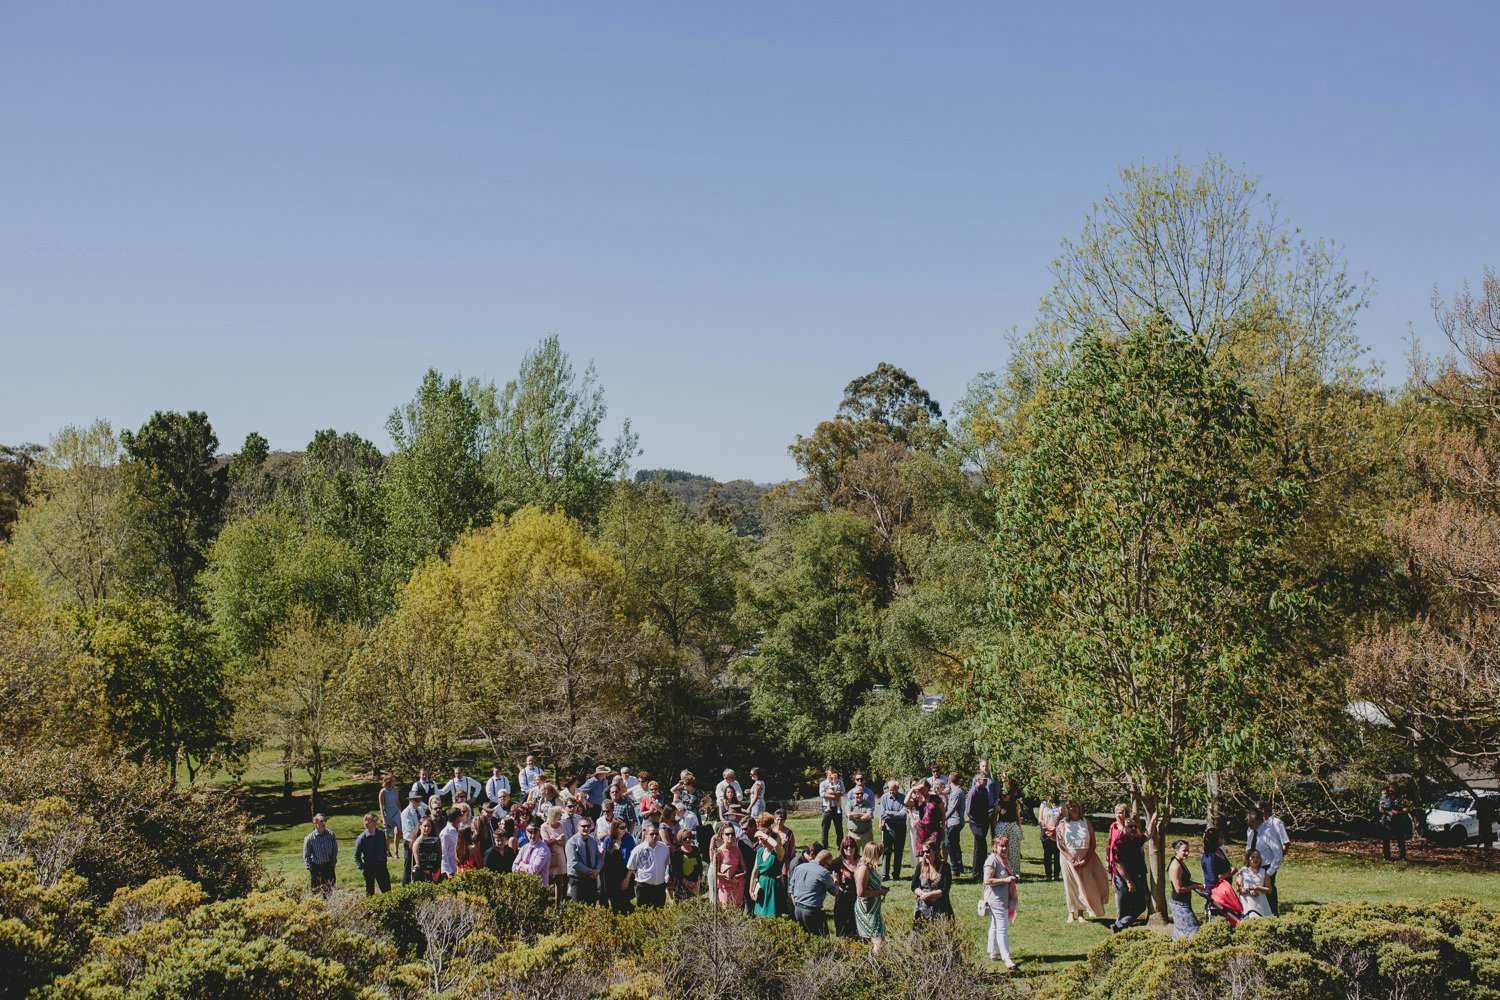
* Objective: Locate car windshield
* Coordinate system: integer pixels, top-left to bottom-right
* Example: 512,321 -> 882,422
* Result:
1435,796 -> 1472,813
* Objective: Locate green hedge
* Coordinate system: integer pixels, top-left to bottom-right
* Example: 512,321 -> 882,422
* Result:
1041,897 -> 1500,1000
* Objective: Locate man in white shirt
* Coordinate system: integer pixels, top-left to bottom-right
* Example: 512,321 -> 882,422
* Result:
399,792 -> 426,885
1247,806 -> 1285,915
620,766 -> 640,790
627,823 -> 671,908
819,767 -> 846,846
519,755 -> 545,799
485,766 -> 511,805
438,807 -> 463,878
409,768 -> 437,804
439,766 -> 481,805
715,769 -> 744,820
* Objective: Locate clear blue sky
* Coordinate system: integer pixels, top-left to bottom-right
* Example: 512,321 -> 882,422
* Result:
3,3 -> 1495,482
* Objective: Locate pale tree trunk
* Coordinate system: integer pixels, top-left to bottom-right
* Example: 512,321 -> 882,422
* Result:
1139,784 -> 1171,928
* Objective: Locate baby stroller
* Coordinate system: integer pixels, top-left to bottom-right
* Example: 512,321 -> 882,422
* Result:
1195,878 -> 1244,927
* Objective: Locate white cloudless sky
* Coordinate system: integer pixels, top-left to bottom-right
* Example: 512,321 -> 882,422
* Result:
3,2 -> 1496,481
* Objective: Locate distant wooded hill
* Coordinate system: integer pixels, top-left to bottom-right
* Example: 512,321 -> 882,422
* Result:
633,469 -> 770,536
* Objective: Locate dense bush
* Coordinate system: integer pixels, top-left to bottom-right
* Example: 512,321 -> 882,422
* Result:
364,869 -> 552,960
0,863 -> 97,999
1040,896 -> 1500,1000
42,883 -> 395,1000
0,746 -> 260,900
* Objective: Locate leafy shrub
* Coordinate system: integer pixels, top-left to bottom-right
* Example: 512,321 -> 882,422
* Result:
0,745 -> 260,900
48,886 -> 395,1000
364,870 -> 551,961
1040,897 -> 1500,1000
0,861 -> 96,999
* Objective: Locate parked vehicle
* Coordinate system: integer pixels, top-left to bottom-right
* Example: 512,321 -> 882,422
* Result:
918,694 -> 944,713
1425,790 -> 1499,844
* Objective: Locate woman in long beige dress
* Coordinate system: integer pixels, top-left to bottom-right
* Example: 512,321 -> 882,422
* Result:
1056,800 -> 1109,921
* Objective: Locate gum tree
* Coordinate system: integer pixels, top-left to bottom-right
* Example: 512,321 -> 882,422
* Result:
972,315 -> 1312,920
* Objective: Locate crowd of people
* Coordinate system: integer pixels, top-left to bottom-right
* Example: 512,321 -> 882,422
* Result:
301,756 -> 1297,964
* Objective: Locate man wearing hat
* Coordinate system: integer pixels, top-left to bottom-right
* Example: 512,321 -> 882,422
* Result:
399,792 -> 426,885
580,765 -> 613,821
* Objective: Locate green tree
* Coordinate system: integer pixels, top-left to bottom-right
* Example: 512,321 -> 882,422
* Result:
301,428 -> 394,618
119,411 -> 229,607
74,599 -> 234,782
223,430 -> 276,519
485,335 -> 637,523
10,421 -> 130,610
233,607 -> 360,816
0,442 -> 42,542
737,509 -> 906,763
199,505 -> 365,663
972,316 -> 1311,920
597,481 -> 748,762
346,507 -> 639,773
788,363 -> 946,531
383,370 -> 493,582
0,557 -> 104,751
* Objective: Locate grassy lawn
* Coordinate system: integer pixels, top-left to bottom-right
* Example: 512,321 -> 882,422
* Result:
249,770 -> 1500,975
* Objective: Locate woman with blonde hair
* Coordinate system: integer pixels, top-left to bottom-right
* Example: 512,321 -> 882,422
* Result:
854,841 -> 889,953
542,805 -> 570,904
1057,800 -> 1109,921
750,813 -> 786,917
982,833 -> 1020,967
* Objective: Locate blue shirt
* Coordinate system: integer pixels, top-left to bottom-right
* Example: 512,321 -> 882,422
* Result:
303,829 -> 337,868
354,829 -> 389,871
788,862 -> 837,908
580,776 -> 608,806
879,792 -> 908,823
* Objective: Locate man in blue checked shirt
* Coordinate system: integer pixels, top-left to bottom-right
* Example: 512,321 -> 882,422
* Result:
303,813 -> 338,896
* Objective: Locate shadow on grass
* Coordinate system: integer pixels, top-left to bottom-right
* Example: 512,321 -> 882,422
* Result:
247,782 -> 373,831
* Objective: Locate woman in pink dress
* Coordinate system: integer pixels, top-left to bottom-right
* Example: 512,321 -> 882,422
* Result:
714,822 -> 747,908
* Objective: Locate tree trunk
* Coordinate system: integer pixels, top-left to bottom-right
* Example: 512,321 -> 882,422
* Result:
1205,769 -> 1226,835
283,764 -> 294,802
309,747 -> 323,820
1144,800 -> 1172,928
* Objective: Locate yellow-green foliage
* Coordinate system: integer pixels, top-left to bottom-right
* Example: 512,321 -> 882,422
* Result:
0,861 -> 96,998
47,887 -> 395,1000
1040,897 -> 1500,1000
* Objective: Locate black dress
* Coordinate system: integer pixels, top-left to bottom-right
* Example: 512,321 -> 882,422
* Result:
832,862 -> 858,938
911,859 -> 954,922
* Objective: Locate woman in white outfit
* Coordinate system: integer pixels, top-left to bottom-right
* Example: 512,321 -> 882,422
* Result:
1235,849 -> 1273,918
981,833 -> 1020,968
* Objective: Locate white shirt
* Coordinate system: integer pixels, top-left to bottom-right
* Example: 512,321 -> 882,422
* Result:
439,823 -> 460,875
628,840 -> 671,885
715,778 -> 743,814
623,774 -> 641,789
680,807 -> 700,832
520,765 -> 545,795
439,775 -> 482,802
1249,820 -> 1285,874
486,775 -> 511,802
1239,866 -> 1272,917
